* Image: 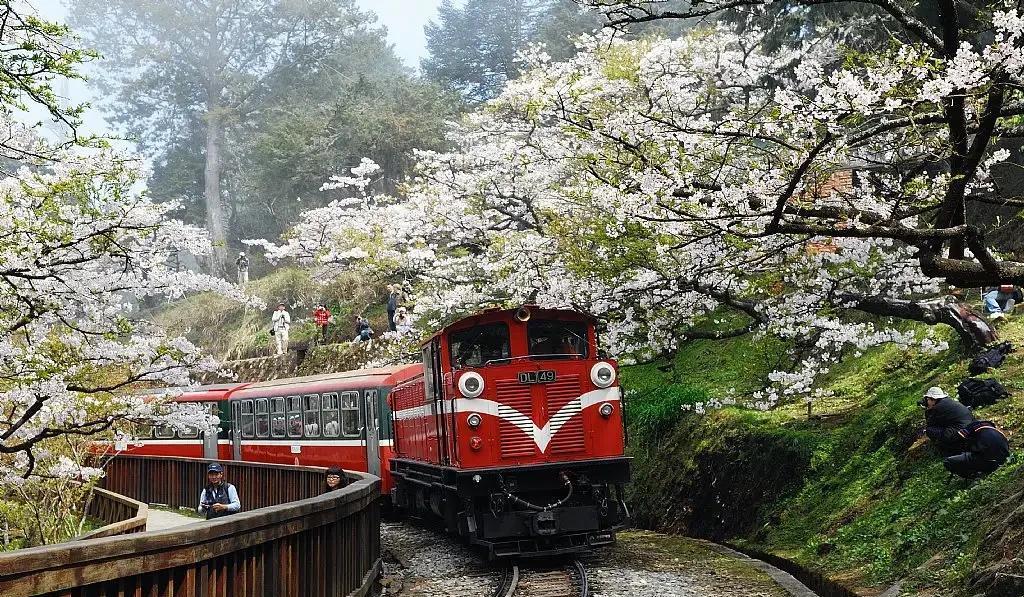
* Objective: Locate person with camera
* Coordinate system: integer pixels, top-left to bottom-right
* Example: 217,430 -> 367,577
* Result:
198,462 -> 241,520
921,386 -> 975,457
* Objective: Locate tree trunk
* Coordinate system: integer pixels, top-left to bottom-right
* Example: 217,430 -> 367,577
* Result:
840,293 -> 996,351
203,9 -> 227,277
204,108 -> 227,275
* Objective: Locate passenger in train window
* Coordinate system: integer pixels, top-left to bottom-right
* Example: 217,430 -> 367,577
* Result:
323,415 -> 340,437
324,466 -> 348,492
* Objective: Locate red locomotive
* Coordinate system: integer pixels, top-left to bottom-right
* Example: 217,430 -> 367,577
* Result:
120,306 -> 629,557
389,306 -> 630,557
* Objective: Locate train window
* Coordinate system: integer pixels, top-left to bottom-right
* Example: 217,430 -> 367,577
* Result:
304,394 -> 321,437
527,320 -> 589,359
270,397 -> 286,438
322,393 -> 340,437
240,400 -> 255,439
448,323 -> 511,368
176,402 -> 200,438
134,423 -> 154,440
154,425 -> 176,439
340,391 -> 361,437
255,399 -> 270,438
287,395 -> 303,438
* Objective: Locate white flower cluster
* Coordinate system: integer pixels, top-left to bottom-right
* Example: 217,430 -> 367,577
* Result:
268,16 -> 1022,410
0,132 -> 246,479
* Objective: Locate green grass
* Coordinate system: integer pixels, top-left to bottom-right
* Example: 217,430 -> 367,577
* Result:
621,317 -> 1024,595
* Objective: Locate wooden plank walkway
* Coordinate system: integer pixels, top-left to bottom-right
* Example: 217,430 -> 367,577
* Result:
145,507 -> 199,531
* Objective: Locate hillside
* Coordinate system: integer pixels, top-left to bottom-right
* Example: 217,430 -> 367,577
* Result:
621,320 -> 1024,596
153,267 -> 394,359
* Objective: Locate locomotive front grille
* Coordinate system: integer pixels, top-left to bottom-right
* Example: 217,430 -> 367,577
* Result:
544,375 -> 585,454
496,380 -> 535,458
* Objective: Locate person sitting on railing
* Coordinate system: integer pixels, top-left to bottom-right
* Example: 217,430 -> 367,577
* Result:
325,466 -> 348,492
198,463 -> 241,520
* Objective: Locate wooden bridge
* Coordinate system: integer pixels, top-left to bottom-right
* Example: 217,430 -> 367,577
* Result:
0,455 -> 380,597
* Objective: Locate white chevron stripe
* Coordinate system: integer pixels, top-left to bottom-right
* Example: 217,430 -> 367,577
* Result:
390,387 -> 621,453
456,387 -> 620,453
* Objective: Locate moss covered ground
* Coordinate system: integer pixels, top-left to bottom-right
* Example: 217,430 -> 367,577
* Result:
620,321 -> 1024,596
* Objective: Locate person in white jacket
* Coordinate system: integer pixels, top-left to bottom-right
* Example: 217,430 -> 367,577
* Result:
393,307 -> 413,335
271,302 -> 291,355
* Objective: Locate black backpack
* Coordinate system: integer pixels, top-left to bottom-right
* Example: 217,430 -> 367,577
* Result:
957,377 -> 1011,408
969,341 -> 1014,375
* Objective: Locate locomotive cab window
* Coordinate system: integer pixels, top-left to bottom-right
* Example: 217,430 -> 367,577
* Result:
527,320 -> 589,359
304,394 -> 321,437
270,397 -> 286,438
449,323 -> 511,368
322,393 -> 340,437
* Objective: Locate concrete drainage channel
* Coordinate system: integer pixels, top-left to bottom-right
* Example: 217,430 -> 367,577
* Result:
719,543 -> 861,597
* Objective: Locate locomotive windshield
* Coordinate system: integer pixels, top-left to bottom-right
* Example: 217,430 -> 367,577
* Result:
527,320 -> 589,359
449,323 -> 511,368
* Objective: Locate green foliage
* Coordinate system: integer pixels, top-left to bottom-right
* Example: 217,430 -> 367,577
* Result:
71,0 -> 453,249
623,380 -> 707,438
423,0 -> 603,105
625,320 -> 1024,594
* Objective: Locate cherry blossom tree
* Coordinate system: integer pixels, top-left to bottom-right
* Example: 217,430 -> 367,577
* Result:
577,1 -> 1024,286
267,0 -> 1024,409
0,3 -> 250,493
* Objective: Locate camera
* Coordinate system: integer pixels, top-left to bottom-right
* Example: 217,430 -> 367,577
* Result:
917,397 -> 928,408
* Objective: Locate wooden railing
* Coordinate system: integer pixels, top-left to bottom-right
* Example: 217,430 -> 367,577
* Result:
0,455 -> 381,597
100,454 -> 328,511
74,487 -> 149,540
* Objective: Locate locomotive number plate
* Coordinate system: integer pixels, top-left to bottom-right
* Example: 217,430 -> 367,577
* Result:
519,370 -> 556,384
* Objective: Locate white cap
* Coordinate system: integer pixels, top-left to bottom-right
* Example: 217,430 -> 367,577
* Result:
239,251 -> 245,256
924,387 -> 948,400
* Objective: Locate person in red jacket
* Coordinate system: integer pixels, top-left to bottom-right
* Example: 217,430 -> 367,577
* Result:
313,304 -> 331,341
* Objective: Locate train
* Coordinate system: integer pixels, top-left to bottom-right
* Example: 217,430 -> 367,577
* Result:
121,306 -> 630,557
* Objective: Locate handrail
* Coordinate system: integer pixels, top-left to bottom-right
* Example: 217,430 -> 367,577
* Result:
0,455 -> 381,597
74,487 -> 149,540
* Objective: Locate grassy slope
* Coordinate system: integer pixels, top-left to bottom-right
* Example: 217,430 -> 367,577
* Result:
621,321 -> 1024,595
153,267 -> 392,359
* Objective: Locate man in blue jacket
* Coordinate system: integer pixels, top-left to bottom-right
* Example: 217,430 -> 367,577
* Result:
198,462 -> 241,519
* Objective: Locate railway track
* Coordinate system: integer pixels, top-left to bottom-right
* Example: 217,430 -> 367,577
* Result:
492,559 -> 589,597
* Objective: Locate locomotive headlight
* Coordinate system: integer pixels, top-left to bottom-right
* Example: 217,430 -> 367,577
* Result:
467,413 -> 482,428
599,402 -> 614,417
590,362 -> 616,388
458,371 -> 485,398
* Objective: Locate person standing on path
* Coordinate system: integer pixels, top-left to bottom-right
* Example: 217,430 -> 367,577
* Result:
198,463 -> 240,520
235,252 -> 249,285
272,302 -> 291,355
313,303 -> 331,342
386,285 -> 400,332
